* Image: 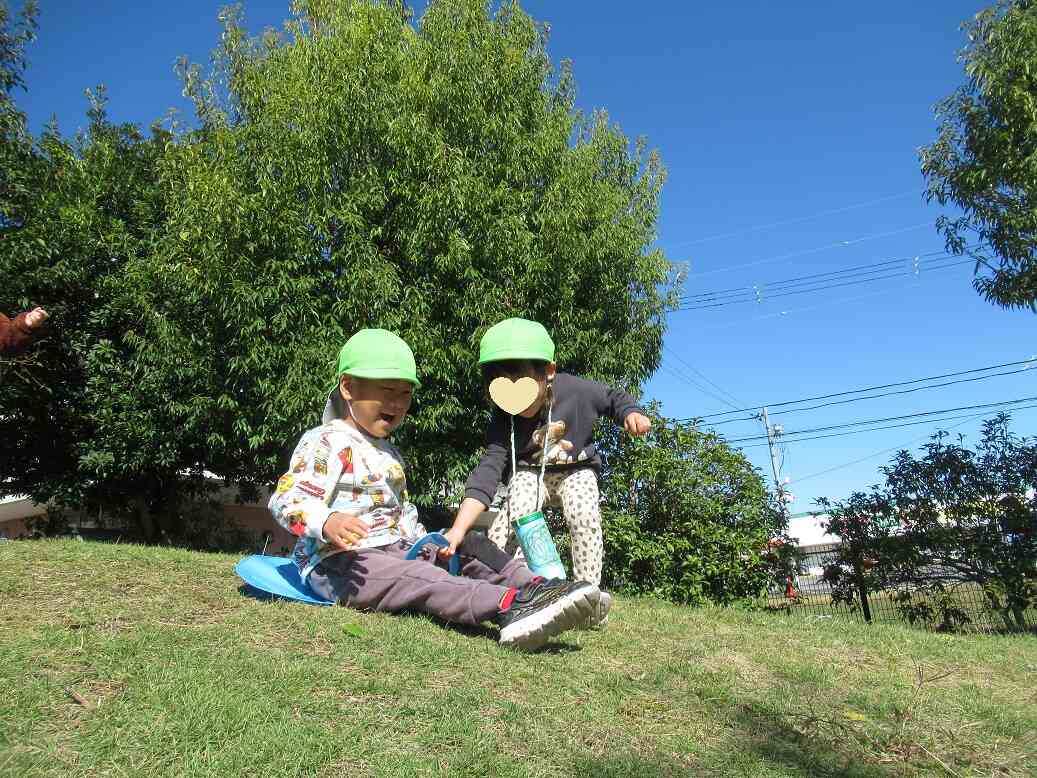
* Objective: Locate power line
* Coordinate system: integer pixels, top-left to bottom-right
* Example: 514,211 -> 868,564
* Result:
691,358 -> 1037,422
723,396 -> 1037,445
732,402 -> 1037,451
693,276 -> 956,336
703,366 -> 1036,426
668,189 -> 918,249
677,222 -> 931,280
787,410 -> 996,487
676,258 -> 972,312
657,363 -> 742,410
662,345 -> 744,410
682,255 -> 912,303
680,246 -> 966,303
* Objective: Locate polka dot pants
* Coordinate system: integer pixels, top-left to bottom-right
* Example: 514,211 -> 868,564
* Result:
488,467 -> 604,586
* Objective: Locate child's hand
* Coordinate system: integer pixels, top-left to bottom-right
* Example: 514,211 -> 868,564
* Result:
322,512 -> 369,550
624,411 -> 652,437
25,307 -> 48,329
437,526 -> 467,559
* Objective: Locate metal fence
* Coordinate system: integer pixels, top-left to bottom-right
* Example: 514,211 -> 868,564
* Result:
764,542 -> 1037,633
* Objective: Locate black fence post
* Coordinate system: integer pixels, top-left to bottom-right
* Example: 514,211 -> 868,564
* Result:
854,560 -> 872,623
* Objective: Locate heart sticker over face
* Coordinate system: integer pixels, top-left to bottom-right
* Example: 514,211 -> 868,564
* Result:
488,376 -> 540,416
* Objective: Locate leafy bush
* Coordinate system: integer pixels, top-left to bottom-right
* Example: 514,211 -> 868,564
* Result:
819,414 -> 1037,631
590,411 -> 782,605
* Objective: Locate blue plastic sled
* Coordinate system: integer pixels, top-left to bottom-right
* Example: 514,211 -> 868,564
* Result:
235,532 -> 460,606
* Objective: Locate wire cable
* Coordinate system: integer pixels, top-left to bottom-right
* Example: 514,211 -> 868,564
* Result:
678,222 -> 931,280
677,258 -> 972,311
668,189 -> 919,249
787,409 -> 999,486
680,247 -> 959,303
662,345 -> 744,410
692,277 -> 957,336
690,358 -> 1037,422
732,402 -> 1037,450
702,366 -> 1036,426
658,363 -> 742,410
723,396 -> 1037,445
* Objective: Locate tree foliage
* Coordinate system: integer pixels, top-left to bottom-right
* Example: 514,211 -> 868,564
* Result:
0,0 -> 37,226
98,0 -> 671,507
583,410 -> 782,605
920,0 -> 1037,310
0,88 -> 171,519
2,0 -> 674,530
819,414 -> 1037,631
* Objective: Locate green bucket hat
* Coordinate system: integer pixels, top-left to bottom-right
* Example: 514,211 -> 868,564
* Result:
478,318 -> 555,365
323,329 -> 420,423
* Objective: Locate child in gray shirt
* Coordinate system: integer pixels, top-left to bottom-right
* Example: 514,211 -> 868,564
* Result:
442,318 -> 652,626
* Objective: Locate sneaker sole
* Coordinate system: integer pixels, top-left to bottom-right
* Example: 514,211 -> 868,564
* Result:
499,583 -> 600,651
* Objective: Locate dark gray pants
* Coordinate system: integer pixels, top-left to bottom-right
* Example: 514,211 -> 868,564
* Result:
309,539 -> 536,625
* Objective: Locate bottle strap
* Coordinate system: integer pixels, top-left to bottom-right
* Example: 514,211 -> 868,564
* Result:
507,393 -> 552,520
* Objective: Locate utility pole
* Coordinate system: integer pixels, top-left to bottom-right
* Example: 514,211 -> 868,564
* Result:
763,406 -> 801,600
761,406 -> 786,513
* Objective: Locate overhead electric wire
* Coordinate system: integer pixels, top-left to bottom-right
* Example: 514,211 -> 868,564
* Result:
731,402 -> 1037,450
694,278 -> 955,335
722,396 -> 1037,446
658,364 -> 742,410
682,255 -> 916,303
700,366 -> 1035,426
689,358 -> 1037,422
679,222 -> 931,279
670,189 -> 918,248
679,246 -> 970,304
677,258 -> 972,311
662,345 -> 744,410
787,409 -> 998,486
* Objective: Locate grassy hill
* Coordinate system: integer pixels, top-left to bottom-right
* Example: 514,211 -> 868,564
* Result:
1,540 -> 1034,777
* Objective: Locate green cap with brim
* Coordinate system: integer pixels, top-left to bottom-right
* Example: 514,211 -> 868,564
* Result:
322,329 -> 420,423
478,318 -> 555,364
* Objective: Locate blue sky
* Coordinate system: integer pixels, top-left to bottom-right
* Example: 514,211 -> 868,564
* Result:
13,1 -> 1037,508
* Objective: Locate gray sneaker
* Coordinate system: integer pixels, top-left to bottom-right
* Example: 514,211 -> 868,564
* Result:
496,579 -> 600,651
576,590 -> 611,630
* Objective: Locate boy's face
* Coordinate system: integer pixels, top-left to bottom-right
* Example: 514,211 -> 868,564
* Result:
339,376 -> 413,438
492,361 -> 556,418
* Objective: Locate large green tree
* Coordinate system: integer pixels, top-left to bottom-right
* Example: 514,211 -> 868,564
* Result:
920,0 -> 1037,309
90,0 -> 672,511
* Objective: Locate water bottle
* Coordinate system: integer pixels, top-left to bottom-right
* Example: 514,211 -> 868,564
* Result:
513,511 -> 566,579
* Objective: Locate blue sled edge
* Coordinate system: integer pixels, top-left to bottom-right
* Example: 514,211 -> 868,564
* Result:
235,533 -> 459,606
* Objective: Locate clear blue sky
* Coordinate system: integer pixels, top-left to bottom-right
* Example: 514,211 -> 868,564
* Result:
13,1 -> 1037,509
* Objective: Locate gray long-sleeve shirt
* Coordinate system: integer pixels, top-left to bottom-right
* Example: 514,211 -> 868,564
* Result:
463,372 -> 643,507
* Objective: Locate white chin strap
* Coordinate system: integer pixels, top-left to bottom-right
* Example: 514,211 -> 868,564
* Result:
508,399 -> 552,516
321,386 -> 357,426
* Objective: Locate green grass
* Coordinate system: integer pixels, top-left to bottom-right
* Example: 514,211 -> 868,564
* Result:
2,540 -> 1036,777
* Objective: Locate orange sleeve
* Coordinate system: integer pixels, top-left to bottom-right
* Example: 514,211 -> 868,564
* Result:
0,312 -> 35,356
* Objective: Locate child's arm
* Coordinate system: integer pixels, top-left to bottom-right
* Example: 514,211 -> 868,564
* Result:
0,309 -> 44,356
441,419 -> 509,556
590,378 -> 652,437
440,497 -> 487,557
268,429 -> 367,549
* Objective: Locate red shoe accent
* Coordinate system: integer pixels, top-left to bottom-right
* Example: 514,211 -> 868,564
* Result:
498,587 -> 518,611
